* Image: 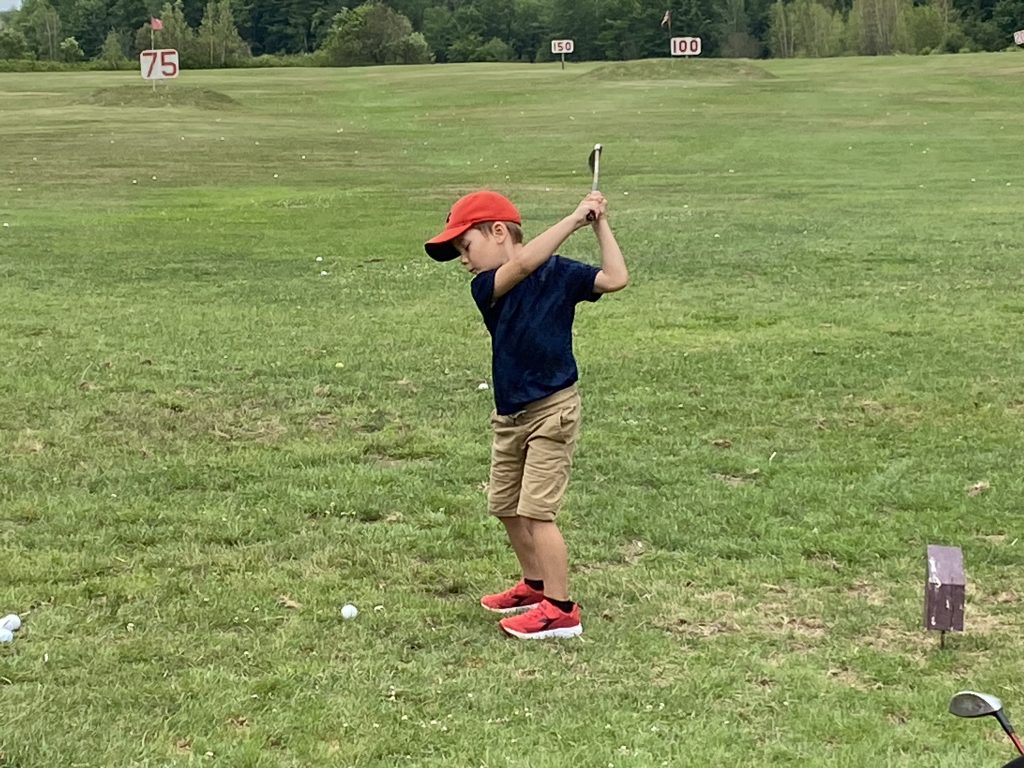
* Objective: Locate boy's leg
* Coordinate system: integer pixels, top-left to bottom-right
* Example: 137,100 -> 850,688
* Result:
500,516 -> 542,582
514,390 -> 580,599
481,413 -> 545,614
499,389 -> 583,639
525,519 -> 569,600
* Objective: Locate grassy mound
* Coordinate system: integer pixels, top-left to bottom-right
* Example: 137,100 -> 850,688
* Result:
84,85 -> 239,109
583,57 -> 776,81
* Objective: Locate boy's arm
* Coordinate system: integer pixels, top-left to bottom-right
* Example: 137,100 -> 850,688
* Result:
492,195 -> 601,300
592,215 -> 629,294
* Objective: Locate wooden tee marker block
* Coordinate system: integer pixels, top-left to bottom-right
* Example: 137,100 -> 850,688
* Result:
925,545 -> 965,647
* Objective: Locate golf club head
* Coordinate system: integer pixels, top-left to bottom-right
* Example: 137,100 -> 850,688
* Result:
950,691 -> 1004,718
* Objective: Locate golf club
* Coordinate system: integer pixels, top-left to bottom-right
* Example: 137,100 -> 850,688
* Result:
586,143 -> 602,221
950,691 -> 1024,756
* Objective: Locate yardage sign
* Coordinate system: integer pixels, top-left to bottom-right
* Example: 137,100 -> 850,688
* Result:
140,49 -> 180,80
1014,29 -> 1024,45
551,39 -> 575,54
670,37 -> 702,56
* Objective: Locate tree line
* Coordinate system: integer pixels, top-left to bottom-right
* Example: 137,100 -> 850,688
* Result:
0,0 -> 1021,67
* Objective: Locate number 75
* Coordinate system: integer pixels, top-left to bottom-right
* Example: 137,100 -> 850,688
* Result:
140,49 -> 179,80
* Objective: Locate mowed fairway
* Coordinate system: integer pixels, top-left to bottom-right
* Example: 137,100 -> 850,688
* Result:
1,53 -> 1023,767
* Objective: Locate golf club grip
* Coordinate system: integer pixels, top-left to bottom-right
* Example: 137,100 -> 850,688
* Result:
1011,732 -> 1024,756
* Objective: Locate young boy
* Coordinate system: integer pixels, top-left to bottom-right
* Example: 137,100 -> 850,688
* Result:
424,189 -> 628,640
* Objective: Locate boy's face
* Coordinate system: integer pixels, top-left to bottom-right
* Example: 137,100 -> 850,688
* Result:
454,224 -> 508,275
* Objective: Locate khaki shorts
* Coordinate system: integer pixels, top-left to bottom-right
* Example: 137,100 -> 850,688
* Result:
488,384 -> 581,522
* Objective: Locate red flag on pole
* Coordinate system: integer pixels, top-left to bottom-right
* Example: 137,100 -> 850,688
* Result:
151,17 -> 163,31
660,10 -> 672,27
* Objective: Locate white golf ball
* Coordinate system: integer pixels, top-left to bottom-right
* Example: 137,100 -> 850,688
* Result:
341,604 -> 358,620
1,614 -> 21,632
0,628 -> 12,644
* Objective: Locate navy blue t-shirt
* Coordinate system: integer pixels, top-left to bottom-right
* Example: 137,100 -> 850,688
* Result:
471,255 -> 601,415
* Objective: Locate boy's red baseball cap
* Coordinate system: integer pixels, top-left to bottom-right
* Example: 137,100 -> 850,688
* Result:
424,190 -> 521,261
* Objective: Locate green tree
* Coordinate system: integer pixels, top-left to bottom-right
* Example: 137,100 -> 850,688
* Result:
196,0 -> 249,67
768,0 -> 795,54
135,1 -> 195,62
905,4 -> 946,51
789,0 -> 846,55
719,0 -> 764,56
64,0 -> 108,59
20,0 -> 63,60
58,34 -> 83,61
99,28 -> 130,67
0,27 -> 30,59
311,0 -> 347,49
991,0 -> 1024,39
320,2 -> 430,65
849,0 -> 911,52
421,5 -> 455,61
506,0 -> 550,61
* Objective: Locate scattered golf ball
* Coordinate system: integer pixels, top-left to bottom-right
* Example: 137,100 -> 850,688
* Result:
0,628 -> 12,644
341,604 -> 358,620
477,383 -> 489,391
1,614 -> 21,632
315,256 -> 323,262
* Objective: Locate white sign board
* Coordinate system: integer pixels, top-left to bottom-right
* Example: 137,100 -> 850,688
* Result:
670,37 -> 702,56
1014,29 -> 1024,45
140,49 -> 180,80
551,39 -> 575,55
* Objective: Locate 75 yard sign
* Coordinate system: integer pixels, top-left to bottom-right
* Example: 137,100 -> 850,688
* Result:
140,49 -> 180,80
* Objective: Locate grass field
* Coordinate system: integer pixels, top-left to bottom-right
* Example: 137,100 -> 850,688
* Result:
1,53 -> 1023,767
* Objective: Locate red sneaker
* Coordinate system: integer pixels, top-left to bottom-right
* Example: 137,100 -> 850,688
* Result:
499,600 -> 582,640
480,580 -> 544,614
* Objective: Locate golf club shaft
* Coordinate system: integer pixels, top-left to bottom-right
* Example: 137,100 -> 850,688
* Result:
996,713 -> 1024,756
586,145 -> 602,221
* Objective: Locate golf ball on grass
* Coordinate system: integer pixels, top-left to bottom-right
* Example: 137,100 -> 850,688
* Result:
341,604 -> 358,620
1,614 -> 20,632
0,628 -> 13,644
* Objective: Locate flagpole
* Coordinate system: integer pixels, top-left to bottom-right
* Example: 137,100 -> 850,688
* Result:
150,24 -> 156,93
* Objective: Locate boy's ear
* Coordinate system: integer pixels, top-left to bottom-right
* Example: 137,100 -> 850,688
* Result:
490,221 -> 509,243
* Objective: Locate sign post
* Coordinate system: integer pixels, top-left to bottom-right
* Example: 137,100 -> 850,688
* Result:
551,39 -> 574,70
670,37 -> 702,57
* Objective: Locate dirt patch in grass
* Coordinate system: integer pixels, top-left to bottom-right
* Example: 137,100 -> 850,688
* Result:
210,407 -> 286,443
583,59 -> 776,82
84,85 -> 239,110
712,468 -> 761,487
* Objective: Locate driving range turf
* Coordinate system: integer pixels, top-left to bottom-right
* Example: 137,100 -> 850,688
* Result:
1,53 -> 1023,767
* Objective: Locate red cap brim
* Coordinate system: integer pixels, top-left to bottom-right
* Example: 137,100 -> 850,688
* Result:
424,222 -> 471,262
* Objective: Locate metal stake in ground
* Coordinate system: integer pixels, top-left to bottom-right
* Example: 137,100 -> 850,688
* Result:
586,143 -> 602,221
